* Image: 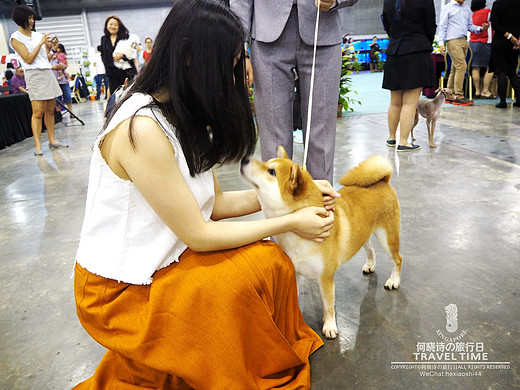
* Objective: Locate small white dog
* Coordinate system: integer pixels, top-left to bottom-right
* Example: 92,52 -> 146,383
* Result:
113,34 -> 140,70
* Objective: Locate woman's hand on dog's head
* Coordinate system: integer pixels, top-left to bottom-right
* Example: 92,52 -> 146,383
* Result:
314,180 -> 341,211
290,207 -> 334,242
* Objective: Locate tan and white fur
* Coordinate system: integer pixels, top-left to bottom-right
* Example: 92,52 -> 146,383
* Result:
411,88 -> 453,148
240,147 -> 403,339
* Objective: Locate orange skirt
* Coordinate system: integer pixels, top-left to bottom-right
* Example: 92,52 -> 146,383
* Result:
72,241 -> 323,389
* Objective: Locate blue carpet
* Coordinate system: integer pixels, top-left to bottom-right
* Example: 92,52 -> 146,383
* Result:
342,70 -> 506,117
344,71 -> 387,116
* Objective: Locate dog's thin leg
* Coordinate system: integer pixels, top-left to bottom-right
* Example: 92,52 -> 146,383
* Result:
362,239 -> 376,274
426,120 -> 432,148
318,275 -> 337,339
429,117 -> 438,148
374,227 -> 402,290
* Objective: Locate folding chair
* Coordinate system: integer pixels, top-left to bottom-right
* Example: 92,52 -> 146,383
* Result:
72,80 -> 84,103
464,45 -> 474,100
510,56 -> 520,101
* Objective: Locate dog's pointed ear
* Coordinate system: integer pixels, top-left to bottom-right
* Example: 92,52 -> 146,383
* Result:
277,145 -> 289,159
289,163 -> 305,195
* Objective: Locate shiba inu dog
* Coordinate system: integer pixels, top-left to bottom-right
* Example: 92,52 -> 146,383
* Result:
240,146 -> 403,339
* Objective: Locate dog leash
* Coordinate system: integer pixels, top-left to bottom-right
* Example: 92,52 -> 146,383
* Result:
302,0 -> 321,172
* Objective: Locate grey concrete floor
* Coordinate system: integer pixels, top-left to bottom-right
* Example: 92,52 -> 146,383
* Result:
0,97 -> 519,390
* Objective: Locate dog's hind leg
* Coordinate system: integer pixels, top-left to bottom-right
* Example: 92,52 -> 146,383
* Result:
318,275 -> 338,339
374,226 -> 402,290
362,239 -> 376,274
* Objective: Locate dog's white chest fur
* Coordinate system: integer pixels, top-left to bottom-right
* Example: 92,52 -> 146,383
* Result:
276,233 -> 324,280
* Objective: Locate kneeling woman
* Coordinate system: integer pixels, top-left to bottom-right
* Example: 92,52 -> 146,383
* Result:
72,0 -> 338,388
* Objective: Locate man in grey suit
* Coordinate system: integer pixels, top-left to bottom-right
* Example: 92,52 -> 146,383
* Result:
230,0 -> 358,183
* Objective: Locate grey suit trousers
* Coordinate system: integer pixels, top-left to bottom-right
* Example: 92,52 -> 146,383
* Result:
251,6 -> 341,183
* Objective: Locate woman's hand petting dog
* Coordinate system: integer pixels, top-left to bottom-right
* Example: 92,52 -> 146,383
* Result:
290,207 -> 334,242
314,180 -> 341,211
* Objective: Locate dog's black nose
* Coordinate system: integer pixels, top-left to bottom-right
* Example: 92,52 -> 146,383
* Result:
241,157 -> 250,166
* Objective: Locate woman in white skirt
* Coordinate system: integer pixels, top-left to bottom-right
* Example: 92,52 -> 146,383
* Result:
10,5 -> 68,156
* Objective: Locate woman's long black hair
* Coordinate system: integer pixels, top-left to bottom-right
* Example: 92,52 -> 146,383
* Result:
104,0 -> 256,177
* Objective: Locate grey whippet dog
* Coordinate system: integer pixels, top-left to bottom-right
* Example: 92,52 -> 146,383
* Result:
411,88 -> 453,148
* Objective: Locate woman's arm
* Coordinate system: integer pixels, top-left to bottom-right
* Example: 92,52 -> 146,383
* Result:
46,42 -> 54,61
489,2 -> 505,37
106,116 -> 334,252
100,36 -> 113,69
211,172 -> 261,221
424,0 -> 437,44
10,33 -> 49,65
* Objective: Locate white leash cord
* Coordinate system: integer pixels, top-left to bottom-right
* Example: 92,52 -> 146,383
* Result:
302,0 -> 321,171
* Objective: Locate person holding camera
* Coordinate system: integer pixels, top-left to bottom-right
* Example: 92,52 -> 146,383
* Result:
9,5 -> 68,156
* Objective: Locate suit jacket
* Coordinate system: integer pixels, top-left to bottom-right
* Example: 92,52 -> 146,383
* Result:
230,0 -> 358,46
490,0 -> 520,41
382,0 -> 436,56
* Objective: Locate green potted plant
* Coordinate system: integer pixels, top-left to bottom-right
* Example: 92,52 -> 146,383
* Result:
352,53 -> 363,74
248,85 -> 256,118
375,52 -> 385,72
338,54 -> 361,117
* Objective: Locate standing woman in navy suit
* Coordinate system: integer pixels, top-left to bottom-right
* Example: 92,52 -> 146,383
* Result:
382,0 -> 437,151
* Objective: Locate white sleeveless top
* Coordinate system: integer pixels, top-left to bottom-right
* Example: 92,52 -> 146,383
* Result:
9,31 -> 51,70
75,93 -> 215,284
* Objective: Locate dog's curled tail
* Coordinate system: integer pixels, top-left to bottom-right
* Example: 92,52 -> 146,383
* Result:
339,155 -> 393,188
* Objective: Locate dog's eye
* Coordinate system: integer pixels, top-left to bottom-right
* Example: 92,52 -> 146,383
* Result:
267,168 -> 276,177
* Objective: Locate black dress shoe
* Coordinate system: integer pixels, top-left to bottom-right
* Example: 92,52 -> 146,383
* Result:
495,102 -> 507,108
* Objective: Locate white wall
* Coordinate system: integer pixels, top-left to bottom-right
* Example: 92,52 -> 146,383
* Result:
86,6 -> 171,49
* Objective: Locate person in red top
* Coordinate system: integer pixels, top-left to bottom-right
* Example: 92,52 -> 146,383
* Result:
469,0 -> 494,99
142,37 -> 152,63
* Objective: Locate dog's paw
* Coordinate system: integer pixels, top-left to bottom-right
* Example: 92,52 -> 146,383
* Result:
362,264 -> 375,274
322,321 -> 338,339
384,276 -> 400,290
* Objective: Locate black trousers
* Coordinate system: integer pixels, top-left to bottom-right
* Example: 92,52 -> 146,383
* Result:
107,67 -> 136,95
